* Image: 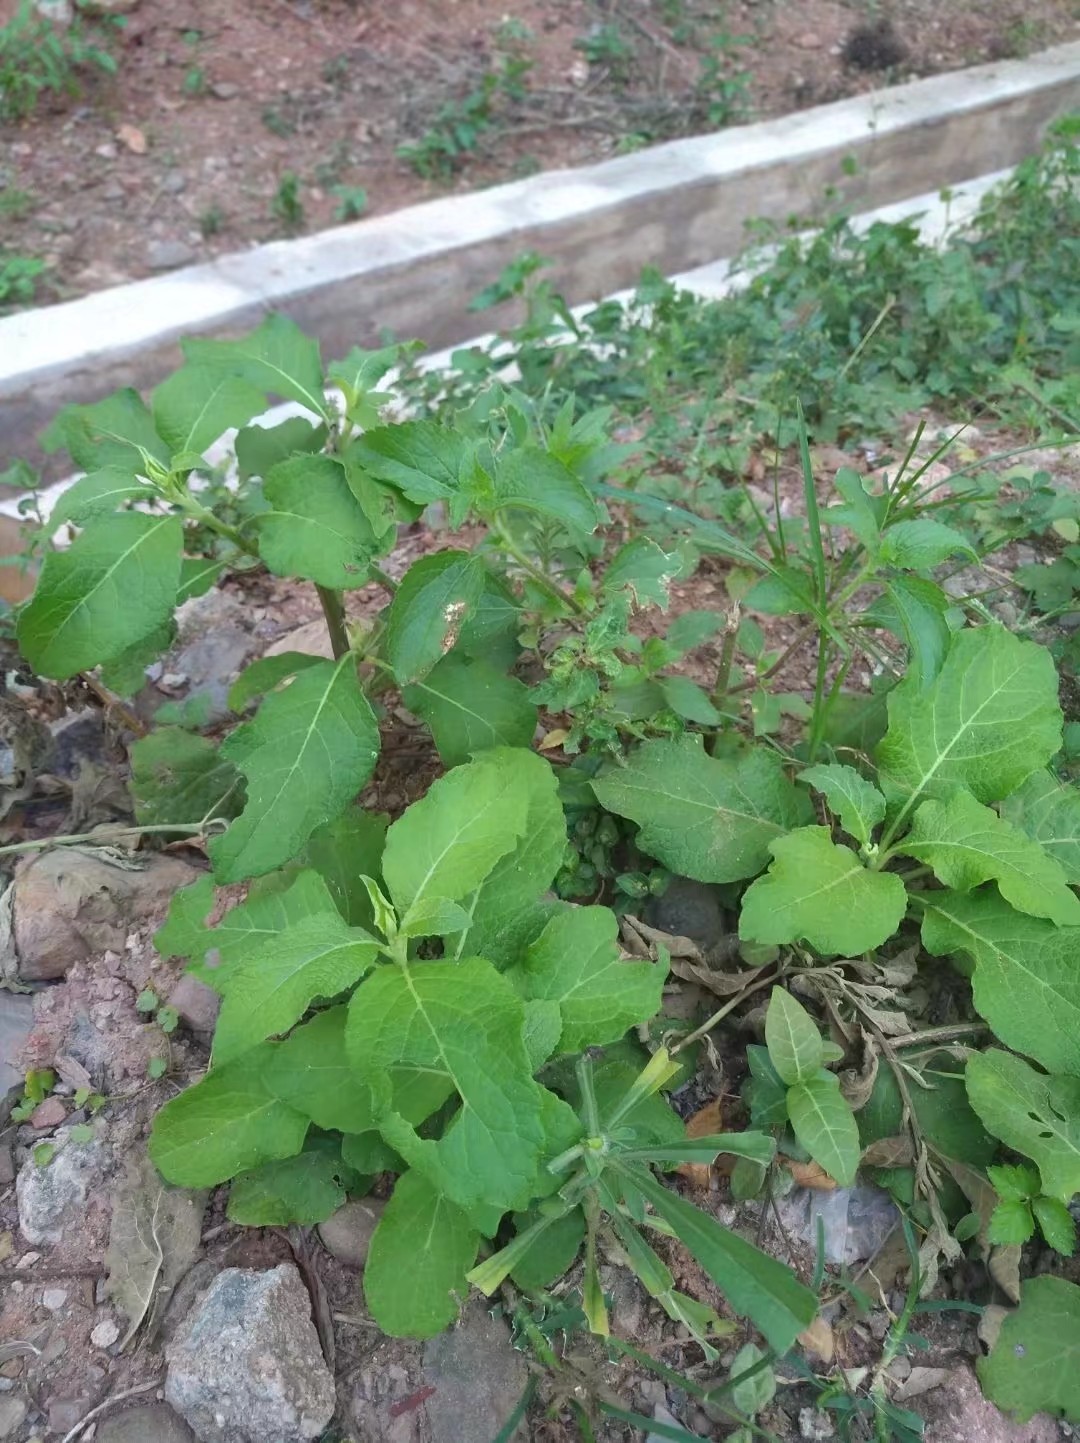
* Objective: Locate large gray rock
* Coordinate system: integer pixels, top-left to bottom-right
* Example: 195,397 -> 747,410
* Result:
10,847 -> 197,981
96,1403 -> 196,1443
17,1131 -> 108,1245
165,1264 -> 335,1443
422,1302 -> 528,1443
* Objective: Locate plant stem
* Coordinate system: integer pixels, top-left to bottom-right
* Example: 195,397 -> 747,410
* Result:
671,968 -> 777,1055
892,1022 -> 989,1048
493,518 -> 584,614
369,564 -> 399,594
315,585 -> 350,660
707,606 -> 740,753
0,821 -> 221,860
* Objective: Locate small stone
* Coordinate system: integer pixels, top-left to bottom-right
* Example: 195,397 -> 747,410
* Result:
160,672 -> 188,690
33,0 -> 72,21
17,1134 -> 108,1245
146,240 -> 196,271
168,975 -> 220,1035
0,1146 -> 12,1186
42,1287 -> 69,1311
91,1318 -> 121,1348
50,1397 -> 94,1435
644,877 -> 726,951
211,82 -> 239,100
888,1356 -> 912,1383
15,1252 -> 40,1269
95,142 -> 118,160
30,1096 -> 67,1130
0,990 -> 35,1092
0,1398 -> 28,1440
162,171 -> 186,195
96,1404 -> 196,1443
799,1408 -> 835,1441
166,1264 -> 335,1443
793,31 -> 824,48
318,1198 -> 384,1268
102,184 -> 124,203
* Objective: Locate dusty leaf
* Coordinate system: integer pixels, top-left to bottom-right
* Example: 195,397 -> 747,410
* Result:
839,1028 -> 879,1110
893,1367 -> 952,1402
54,1054 -> 93,1093
106,1151 -> 207,1347
978,1304 -> 1009,1352
989,1243 -> 1022,1303
677,1098 -> 724,1188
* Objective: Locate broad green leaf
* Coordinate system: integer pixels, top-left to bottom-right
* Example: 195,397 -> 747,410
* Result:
351,419 -> 474,504
227,1136 -> 353,1225
787,1073 -> 860,1186
602,537 -> 679,608
152,368 -> 265,458
399,897 -> 473,939
745,1045 -> 789,1127
46,468 -> 154,532
384,551 -> 487,684
665,610 -> 725,654
176,558 -> 224,604
256,454 -> 382,589
381,748 -> 528,913
157,868 -> 335,977
454,571 -> 522,669
592,736 -> 813,884
18,513 -> 182,679
345,958 -> 545,1210
209,655 -> 380,883
858,1049 -> 994,1167
879,519 -> 977,570
227,652 -> 324,712
403,653 -> 537,766
966,1050 -> 1080,1202
522,1000 -> 564,1070
1000,771 -> 1080,884
212,912 -> 380,1064
896,790 -> 1080,926
875,627 -> 1061,824
493,448 -> 600,534
341,1131 -> 400,1175
729,1343 -> 776,1417
987,1199 -> 1035,1246
364,1170 -> 479,1338
882,576 -> 951,692
99,618 -> 176,699
130,727 -> 244,828
623,1166 -> 817,1353
1032,1196 -> 1076,1255
739,828 -> 907,955
798,762 -> 885,846
921,891 -> 1080,1075
449,749 -> 566,967
183,313 -> 329,419
978,1276 -> 1080,1421
263,1006 -> 378,1134
657,675 -> 721,726
508,1206 -> 585,1291
42,389 -> 170,473
764,988 -> 823,1087
326,343 -> 398,405
235,415 -> 328,482
150,1048 -> 308,1187
306,808 -> 389,928
507,906 -> 667,1054
830,466 -> 884,550
743,564 -> 814,617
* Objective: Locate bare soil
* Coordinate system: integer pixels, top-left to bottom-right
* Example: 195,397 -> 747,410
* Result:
2,0 -> 1078,308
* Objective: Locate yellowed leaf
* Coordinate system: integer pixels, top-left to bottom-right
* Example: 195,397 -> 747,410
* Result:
797,1314 -> 835,1365
538,729 -> 568,751
117,123 -> 148,155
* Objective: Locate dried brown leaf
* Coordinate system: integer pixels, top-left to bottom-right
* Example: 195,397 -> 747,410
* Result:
989,1243 -> 1021,1304
797,1314 -> 835,1365
893,1367 -> 951,1402
620,914 -> 704,961
978,1303 -> 1009,1352
839,1027 -> 879,1110
54,1054 -> 93,1093
943,1158 -> 997,1261
677,1098 -> 723,1189
105,1151 -> 207,1348
117,123 -> 147,154
783,1158 -> 838,1191
860,1135 -> 914,1169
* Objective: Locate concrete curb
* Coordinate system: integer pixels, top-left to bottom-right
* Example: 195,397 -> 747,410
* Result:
2,40 -> 1079,471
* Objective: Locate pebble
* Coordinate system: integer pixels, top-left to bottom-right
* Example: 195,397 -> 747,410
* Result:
16,1253 -> 41,1269
0,1398 -> 28,1440
162,172 -> 186,194
211,82 -> 239,99
30,1097 -> 68,1130
799,1408 -> 836,1440
146,240 -> 196,271
318,1198 -> 384,1269
91,1318 -> 121,1349
94,142 -> 118,160
42,1287 -> 69,1311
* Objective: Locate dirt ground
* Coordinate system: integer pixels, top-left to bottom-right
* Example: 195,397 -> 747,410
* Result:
1,0 -> 1078,307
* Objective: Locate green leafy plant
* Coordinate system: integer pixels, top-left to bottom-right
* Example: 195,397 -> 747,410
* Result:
0,249 -> 45,311
398,51 -> 534,180
331,184 -> 368,222
271,171 -> 304,232
0,0 -> 118,121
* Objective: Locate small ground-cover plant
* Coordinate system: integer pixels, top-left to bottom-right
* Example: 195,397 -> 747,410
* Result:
0,0 -> 118,121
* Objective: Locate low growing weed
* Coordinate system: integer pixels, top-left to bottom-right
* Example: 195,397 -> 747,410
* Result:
7,134 -> 1080,1430
0,0 -> 118,122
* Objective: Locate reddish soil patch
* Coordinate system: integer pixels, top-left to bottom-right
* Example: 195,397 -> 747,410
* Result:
1,0 -> 1077,308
